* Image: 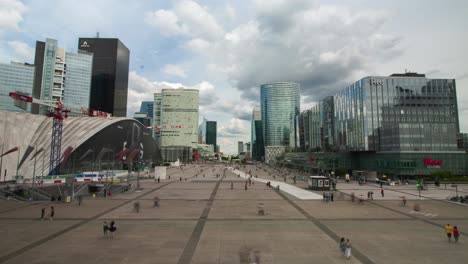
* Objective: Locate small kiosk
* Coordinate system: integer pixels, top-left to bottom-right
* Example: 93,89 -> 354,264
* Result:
307,176 -> 331,191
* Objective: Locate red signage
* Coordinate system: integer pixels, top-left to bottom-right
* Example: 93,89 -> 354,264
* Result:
423,158 -> 443,167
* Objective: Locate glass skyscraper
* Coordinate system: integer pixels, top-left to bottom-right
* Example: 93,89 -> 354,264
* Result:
251,106 -> 264,160
334,74 -> 459,152
78,38 -> 130,117
0,62 -> 35,112
62,50 -> 93,109
260,82 -> 300,147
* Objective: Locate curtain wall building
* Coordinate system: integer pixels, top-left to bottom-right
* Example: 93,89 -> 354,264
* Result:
260,82 -> 300,162
32,38 -> 93,115
290,73 -> 465,178
251,106 -> 264,160
78,38 -> 130,117
0,62 -> 35,112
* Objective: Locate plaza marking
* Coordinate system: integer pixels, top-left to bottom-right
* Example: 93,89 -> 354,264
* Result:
176,174 -> 223,264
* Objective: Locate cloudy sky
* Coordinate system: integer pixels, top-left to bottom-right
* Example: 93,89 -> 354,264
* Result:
1,0 -> 467,154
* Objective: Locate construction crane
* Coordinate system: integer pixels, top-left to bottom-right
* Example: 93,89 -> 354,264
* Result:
9,91 -> 111,175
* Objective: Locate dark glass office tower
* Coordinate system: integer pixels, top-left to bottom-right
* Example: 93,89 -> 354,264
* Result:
206,121 -> 217,152
78,38 -> 130,117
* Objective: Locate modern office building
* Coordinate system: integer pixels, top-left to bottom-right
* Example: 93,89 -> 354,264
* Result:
206,121 -> 217,152
198,118 -> 217,152
288,73 -> 467,178
78,37 -> 130,117
153,93 -> 162,142
32,38 -> 93,115
62,50 -> 94,109
153,89 -> 199,161
251,106 -> 264,160
140,101 -> 154,123
0,62 -> 35,112
238,141 -> 244,154
260,82 -> 300,162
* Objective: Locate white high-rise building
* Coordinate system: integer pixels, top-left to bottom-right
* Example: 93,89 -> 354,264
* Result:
155,88 -> 199,148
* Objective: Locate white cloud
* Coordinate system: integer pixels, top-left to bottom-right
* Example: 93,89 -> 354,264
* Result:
7,40 -> 33,62
146,0 -> 223,41
0,0 -> 26,33
161,64 -> 187,78
144,9 -> 188,36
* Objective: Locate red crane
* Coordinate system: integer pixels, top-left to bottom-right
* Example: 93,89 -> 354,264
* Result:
9,91 -> 111,175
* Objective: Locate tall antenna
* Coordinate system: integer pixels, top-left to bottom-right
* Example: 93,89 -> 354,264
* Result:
96,32 -> 100,38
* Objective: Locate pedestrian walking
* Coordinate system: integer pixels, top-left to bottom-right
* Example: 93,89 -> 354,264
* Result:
339,237 -> 346,256
370,191 -> 374,200
103,221 -> 109,236
133,201 -> 140,213
78,195 -> 83,206
153,196 -> 160,208
230,182 -> 234,189
446,224 -> 453,242
157,177 -> 160,183
41,208 -> 45,220
453,226 -> 460,243
380,188 -> 384,197
109,220 -> 117,238
245,183 -> 248,191
331,193 -> 334,202
49,206 -> 54,220
367,191 -> 371,199
345,239 -> 352,260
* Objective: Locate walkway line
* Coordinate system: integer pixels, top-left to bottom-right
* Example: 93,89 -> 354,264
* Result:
177,176 -> 223,264
274,189 -> 375,264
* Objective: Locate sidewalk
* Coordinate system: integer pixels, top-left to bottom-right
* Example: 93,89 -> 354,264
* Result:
231,169 -> 323,200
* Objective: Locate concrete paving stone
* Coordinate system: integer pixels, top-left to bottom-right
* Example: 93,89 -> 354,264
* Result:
192,221 -> 362,264
160,182 -> 217,190
3,220 -> 197,264
322,219 -> 468,264
0,199 -> 127,219
209,199 -> 306,219
0,219 -> 80,259
295,200 -> 410,220
0,201 -> 30,213
140,188 -> 212,200
215,188 -> 282,200
99,199 -> 206,219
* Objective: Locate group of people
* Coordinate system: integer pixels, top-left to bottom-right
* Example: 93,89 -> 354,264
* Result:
103,221 -> 117,238
40,206 -> 55,220
445,224 -> 460,243
323,192 -> 334,203
339,238 -> 352,260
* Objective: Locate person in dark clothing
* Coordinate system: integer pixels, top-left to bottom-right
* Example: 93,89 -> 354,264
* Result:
103,221 -> 109,236
109,221 -> 117,238
50,206 -> 55,220
41,208 -> 45,220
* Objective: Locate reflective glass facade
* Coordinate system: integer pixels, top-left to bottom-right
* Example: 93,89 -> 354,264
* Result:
334,75 -> 459,151
78,38 -> 130,117
260,82 -> 300,147
62,50 -> 93,109
0,62 -> 35,112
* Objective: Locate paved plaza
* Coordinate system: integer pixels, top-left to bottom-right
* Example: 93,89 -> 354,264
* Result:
0,164 -> 467,264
